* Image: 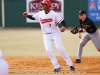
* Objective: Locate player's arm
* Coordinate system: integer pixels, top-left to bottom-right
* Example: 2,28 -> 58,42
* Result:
78,20 -> 83,33
78,21 -> 83,39
78,20 -> 86,33
23,12 -> 35,20
78,27 -> 86,39
79,28 -> 86,33
60,20 -> 66,32
61,20 -> 66,28
78,28 -> 82,39
28,15 -> 35,20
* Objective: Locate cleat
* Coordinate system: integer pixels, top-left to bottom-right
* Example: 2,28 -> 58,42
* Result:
53,67 -> 61,73
69,66 -> 75,71
74,59 -> 81,63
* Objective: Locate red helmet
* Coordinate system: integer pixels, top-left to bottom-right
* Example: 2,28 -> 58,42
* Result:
41,0 -> 51,9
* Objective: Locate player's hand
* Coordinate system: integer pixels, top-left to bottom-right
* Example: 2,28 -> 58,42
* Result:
83,29 -> 86,32
60,26 -> 66,32
23,12 -> 28,17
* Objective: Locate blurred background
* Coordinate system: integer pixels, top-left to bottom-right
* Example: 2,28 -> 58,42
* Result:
0,0 -> 100,27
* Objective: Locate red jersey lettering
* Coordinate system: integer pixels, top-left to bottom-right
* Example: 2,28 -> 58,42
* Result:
40,18 -> 53,24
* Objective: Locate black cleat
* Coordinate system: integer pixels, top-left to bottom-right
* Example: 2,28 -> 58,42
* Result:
74,59 -> 81,63
69,66 -> 75,71
53,67 -> 61,73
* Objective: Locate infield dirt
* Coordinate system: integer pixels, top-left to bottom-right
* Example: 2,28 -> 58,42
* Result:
5,56 -> 100,74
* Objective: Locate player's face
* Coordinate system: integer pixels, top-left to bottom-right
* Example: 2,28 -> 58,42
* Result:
42,4 -> 48,11
79,14 -> 86,20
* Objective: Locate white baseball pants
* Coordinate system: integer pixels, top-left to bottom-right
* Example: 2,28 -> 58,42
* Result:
43,32 -> 73,68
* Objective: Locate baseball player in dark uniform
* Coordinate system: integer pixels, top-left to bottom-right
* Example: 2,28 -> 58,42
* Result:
75,10 -> 100,63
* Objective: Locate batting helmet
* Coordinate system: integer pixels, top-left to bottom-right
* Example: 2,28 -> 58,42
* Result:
41,0 -> 51,9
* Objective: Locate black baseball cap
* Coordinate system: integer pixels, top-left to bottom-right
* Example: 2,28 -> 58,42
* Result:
79,10 -> 86,14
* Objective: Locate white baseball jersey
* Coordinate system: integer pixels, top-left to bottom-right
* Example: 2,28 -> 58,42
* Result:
32,10 -> 73,68
33,10 -> 63,34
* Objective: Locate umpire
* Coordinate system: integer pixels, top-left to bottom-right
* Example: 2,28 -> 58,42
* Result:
75,10 -> 100,63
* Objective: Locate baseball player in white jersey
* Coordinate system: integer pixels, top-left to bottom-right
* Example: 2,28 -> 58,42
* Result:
0,50 -> 9,75
23,0 -> 75,73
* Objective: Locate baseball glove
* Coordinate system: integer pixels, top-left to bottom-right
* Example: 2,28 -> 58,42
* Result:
70,26 -> 79,34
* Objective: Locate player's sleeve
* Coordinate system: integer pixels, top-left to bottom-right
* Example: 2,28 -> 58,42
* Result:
61,20 -> 66,27
55,13 -> 63,24
32,11 -> 40,21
